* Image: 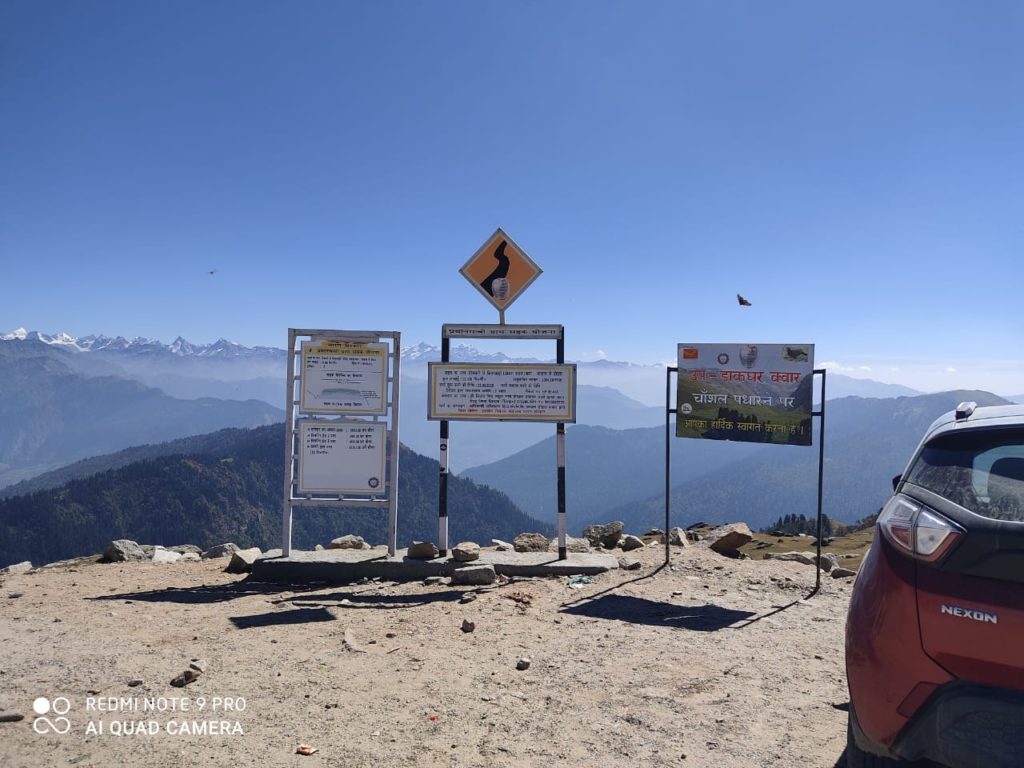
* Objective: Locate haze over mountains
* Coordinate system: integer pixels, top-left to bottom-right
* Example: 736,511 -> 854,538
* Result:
464,390 -> 1013,534
0,328 -> 1016,569
1,328 -> 933,483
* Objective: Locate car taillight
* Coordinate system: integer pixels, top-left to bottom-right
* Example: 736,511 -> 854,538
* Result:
878,495 -> 964,563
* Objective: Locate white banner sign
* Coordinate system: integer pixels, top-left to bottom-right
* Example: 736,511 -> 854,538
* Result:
298,421 -> 387,495
428,363 -> 576,422
300,340 -> 388,415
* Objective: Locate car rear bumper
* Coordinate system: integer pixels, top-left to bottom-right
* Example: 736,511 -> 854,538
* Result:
891,681 -> 1024,767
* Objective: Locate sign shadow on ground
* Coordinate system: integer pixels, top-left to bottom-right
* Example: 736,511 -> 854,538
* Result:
560,594 -> 754,631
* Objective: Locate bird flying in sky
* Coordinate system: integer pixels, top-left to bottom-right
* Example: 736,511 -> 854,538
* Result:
737,293 -> 752,306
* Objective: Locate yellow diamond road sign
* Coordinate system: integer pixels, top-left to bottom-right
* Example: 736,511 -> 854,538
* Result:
460,228 -> 542,313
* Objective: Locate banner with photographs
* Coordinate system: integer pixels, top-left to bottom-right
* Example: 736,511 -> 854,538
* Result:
676,343 -> 814,446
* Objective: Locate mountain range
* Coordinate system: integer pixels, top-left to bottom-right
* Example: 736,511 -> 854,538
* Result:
464,389 -> 1012,534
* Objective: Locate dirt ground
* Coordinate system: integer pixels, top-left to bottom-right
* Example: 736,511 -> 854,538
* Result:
0,542 -> 854,768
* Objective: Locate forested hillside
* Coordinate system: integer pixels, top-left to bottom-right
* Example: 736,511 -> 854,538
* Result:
0,425 -> 552,567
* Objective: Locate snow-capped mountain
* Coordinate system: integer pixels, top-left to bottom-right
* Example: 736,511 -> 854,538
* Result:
0,328 -> 283,360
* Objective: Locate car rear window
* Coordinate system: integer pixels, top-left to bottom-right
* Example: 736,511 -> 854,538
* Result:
907,427 -> 1024,523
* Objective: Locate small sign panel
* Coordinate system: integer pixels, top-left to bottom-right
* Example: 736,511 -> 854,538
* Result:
459,228 -> 542,312
428,363 -> 576,422
676,343 -> 815,445
300,340 -> 388,415
298,421 -> 387,495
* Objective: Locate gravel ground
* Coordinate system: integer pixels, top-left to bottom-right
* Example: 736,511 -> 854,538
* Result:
0,542 -> 854,768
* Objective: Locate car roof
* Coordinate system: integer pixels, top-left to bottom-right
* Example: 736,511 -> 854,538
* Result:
923,403 -> 1024,443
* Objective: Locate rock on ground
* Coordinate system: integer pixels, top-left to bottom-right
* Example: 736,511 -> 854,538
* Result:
330,535 -> 368,550
201,543 -> 240,559
582,521 -> 624,549
707,523 -> 754,555
450,565 -> 496,586
407,541 -> 439,559
225,548 -> 263,574
513,533 -> 549,553
101,540 -> 147,563
452,542 -> 480,562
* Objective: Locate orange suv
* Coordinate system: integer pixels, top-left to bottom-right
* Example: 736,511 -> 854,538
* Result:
845,401 -> 1024,767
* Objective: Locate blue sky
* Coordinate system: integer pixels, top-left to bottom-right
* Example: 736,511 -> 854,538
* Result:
2,1 -> 1022,394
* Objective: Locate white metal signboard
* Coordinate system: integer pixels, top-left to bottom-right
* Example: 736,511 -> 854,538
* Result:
676,343 -> 815,445
300,340 -> 388,415
297,420 -> 387,495
428,363 -> 576,422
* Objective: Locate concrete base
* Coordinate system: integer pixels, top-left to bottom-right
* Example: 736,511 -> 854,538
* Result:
249,547 -> 619,584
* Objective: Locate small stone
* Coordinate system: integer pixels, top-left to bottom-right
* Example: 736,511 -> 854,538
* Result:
127,679 -> 144,687
0,712 -> 25,723
582,521 -> 624,549
707,523 -> 754,554
831,567 -> 857,578
764,551 -> 816,566
451,565 -> 496,586
618,557 -> 642,571
461,619 -> 476,633
151,548 -> 183,564
513,533 -> 549,553
7,593 -> 24,599
547,536 -> 591,554
225,548 -> 262,573
329,535 -> 367,550
180,552 -> 201,562
407,541 -> 439,559
491,539 -> 513,551
189,659 -> 207,673
101,539 -> 147,563
423,576 -> 445,586
668,527 -> 689,547
170,669 -> 201,687
516,657 -> 531,671
452,542 -> 481,562
459,593 -> 478,604
619,535 -> 645,552
0,561 -> 32,575
201,543 -> 240,559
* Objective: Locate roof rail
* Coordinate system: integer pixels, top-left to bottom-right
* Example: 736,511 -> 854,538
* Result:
955,401 -> 977,420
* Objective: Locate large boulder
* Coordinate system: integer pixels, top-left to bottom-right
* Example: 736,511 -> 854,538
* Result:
0,561 -> 32,575
582,521 -> 624,549
101,540 -> 147,563
668,527 -> 689,547
513,533 -> 550,553
707,523 -> 753,555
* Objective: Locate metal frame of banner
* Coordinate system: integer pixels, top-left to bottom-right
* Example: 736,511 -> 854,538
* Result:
436,323 -> 569,559
663,366 -> 827,593
282,328 -> 401,558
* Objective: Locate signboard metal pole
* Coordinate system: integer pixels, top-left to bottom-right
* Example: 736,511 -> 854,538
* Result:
387,338 -> 401,557
282,329 -> 298,558
438,336 -> 450,557
665,366 -> 676,565
812,368 -> 827,595
556,334 -> 567,560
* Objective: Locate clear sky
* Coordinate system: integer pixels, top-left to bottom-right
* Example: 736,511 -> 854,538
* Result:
2,1 -> 1022,394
